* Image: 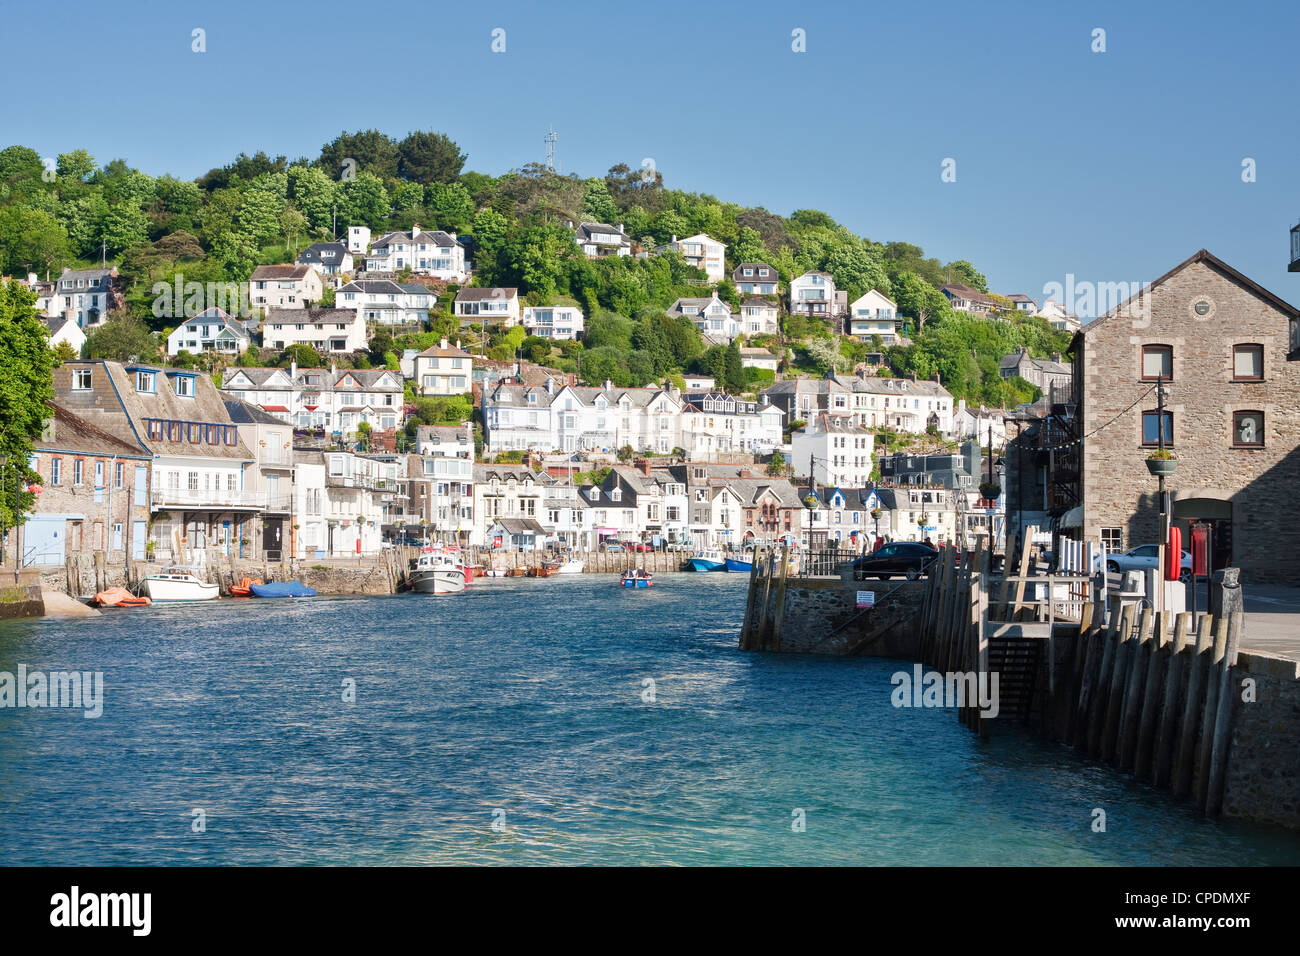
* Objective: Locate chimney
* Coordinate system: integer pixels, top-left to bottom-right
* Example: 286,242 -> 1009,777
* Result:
635,458 -> 650,477
411,224 -> 421,238
290,358 -> 298,380
330,360 -> 337,376
604,378 -> 612,391
617,223 -> 624,234
544,377 -> 554,395
1051,352 -> 1062,363
671,235 -> 678,244
440,337 -> 449,350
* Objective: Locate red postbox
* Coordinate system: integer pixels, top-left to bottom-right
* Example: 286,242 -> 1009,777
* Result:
1190,523 -> 1209,578
1166,525 -> 1182,581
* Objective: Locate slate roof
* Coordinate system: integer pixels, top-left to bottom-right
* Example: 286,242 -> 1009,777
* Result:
296,242 -> 350,266
222,397 -> 288,426
251,264 -> 313,281
263,308 -> 360,327
38,402 -> 150,458
455,287 -> 518,302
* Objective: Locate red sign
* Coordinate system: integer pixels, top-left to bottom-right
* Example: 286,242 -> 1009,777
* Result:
1190,523 -> 1209,577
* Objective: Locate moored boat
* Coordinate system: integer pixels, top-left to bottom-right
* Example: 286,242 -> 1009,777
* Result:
249,581 -> 316,598
686,549 -> 726,572
527,564 -> 556,577
92,587 -> 151,607
408,551 -> 467,595
723,556 -> 753,573
553,558 -> 584,574
620,569 -> 654,588
139,568 -> 219,602
229,577 -> 263,597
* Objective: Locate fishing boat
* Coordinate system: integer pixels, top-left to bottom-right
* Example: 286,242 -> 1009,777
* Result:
139,568 -> 219,602
229,577 -> 263,598
92,587 -> 151,608
408,551 -> 466,595
505,567 -> 528,577
249,581 -> 317,598
527,563 -> 556,577
723,555 -> 753,573
553,558 -> 584,574
620,569 -> 654,589
686,549 -> 726,572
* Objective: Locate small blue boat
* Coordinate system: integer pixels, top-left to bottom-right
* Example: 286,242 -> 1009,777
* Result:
724,557 -> 753,573
249,581 -> 317,598
686,549 -> 726,572
620,570 -> 654,588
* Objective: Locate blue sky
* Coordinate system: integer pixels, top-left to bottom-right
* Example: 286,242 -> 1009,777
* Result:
4,0 -> 1297,315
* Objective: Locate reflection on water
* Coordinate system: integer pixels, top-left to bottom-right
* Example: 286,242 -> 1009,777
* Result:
0,575 -> 1297,865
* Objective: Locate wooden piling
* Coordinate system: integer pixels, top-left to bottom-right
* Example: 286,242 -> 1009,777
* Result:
1193,616 -> 1230,809
739,547 -> 763,649
1172,614 -> 1214,799
1204,612 -> 1244,817
1085,601 -> 1122,757
1133,611 -> 1168,779
770,547 -> 790,652
1116,607 -> 1153,770
1099,604 -> 1135,764
1059,602 -> 1094,743
1072,608 -> 1104,750
1152,612 -> 1191,788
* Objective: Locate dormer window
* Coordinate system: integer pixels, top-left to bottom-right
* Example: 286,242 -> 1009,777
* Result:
610,489 -> 621,501
173,375 -> 194,398
590,488 -> 600,500
134,371 -> 156,393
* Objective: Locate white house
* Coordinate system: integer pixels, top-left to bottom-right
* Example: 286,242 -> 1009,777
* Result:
732,262 -> 779,296
669,291 -> 740,342
296,242 -> 354,276
414,339 -> 473,396
43,316 -> 86,355
222,362 -> 404,438
473,466 -> 552,547
222,398 -> 294,556
682,374 -> 715,391
260,308 -> 367,354
336,279 -> 432,327
789,271 -> 839,319
293,450 -> 396,557
166,308 -> 252,357
739,297 -> 780,336
847,289 -> 902,343
573,222 -> 631,258
1035,298 -> 1081,334
940,283 -> 995,315
1007,293 -> 1037,313
659,234 -> 726,283
366,225 -> 467,280
791,414 -> 875,489
522,304 -> 584,340
346,225 -> 371,255
739,347 -> 780,373
249,264 -> 323,312
483,379 -> 684,455
46,267 -> 117,328
680,392 -> 784,457
455,287 -> 520,326
834,371 -> 956,435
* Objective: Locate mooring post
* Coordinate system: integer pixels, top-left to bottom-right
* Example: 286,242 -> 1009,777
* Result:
1134,610 -> 1169,779
1117,607 -> 1153,769
770,547 -> 790,652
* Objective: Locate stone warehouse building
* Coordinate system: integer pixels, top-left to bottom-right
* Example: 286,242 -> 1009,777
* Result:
1072,249 -> 1300,583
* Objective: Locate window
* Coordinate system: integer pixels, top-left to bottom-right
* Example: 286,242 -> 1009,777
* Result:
188,423 -> 202,443
50,457 -> 61,485
1233,410 -> 1264,447
135,370 -> 156,393
188,472 -> 199,491
1232,344 -> 1263,381
114,462 -> 124,489
1140,345 -> 1172,380
73,369 -> 92,390
173,375 -> 194,397
73,459 -> 84,485
1142,410 -> 1173,445
148,419 -> 164,440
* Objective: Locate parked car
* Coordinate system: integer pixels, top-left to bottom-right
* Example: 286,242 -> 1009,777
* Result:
1106,545 -> 1192,582
852,542 -> 940,580
621,541 -> 651,553
604,543 -> 624,553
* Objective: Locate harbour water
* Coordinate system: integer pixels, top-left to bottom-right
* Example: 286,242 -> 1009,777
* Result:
2,574 -> 1298,865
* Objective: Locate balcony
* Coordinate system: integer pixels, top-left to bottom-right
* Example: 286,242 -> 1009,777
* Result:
152,488 -> 267,511
1291,222 -> 1300,273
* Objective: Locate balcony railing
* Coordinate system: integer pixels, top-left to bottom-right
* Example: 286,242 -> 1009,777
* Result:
153,488 -> 266,510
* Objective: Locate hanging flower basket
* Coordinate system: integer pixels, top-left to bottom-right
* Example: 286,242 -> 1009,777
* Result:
1145,450 -> 1177,476
979,481 -> 1001,500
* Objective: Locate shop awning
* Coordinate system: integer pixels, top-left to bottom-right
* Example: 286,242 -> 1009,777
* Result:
1060,506 -> 1084,529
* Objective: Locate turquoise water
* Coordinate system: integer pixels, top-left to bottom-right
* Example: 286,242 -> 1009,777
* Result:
1,574 -> 1297,865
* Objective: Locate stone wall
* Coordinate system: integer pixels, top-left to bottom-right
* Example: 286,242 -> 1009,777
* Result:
745,576 -> 926,657
0,571 -> 45,619
1078,255 -> 1300,584
1221,651 -> 1300,829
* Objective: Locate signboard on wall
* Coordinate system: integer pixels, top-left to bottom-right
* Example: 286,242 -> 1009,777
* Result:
856,590 -> 875,609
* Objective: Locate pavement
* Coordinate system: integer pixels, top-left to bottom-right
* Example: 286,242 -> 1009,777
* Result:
1239,585 -> 1300,661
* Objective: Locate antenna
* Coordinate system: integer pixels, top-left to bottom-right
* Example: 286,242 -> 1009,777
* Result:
544,126 -> 558,172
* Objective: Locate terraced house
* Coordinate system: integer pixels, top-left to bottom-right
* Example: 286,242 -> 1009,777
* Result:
366,225 -> 467,280
55,361 -> 257,565
482,378 -> 684,455
1070,249 -> 1300,584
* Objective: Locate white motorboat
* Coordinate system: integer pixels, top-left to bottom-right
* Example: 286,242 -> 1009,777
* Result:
409,551 -> 467,594
553,558 -> 584,574
139,568 -> 219,602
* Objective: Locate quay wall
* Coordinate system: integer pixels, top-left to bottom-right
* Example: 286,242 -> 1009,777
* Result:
738,554 -> 1300,832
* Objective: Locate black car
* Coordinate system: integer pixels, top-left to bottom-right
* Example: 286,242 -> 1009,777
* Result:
852,542 -> 940,580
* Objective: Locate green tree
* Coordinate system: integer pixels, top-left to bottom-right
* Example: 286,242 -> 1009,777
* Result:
316,129 -> 400,181
279,344 -> 322,368
397,131 -> 467,184
84,311 -> 159,362
338,171 -> 390,230
945,259 -> 988,292
0,280 -> 55,532
426,181 -> 474,232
